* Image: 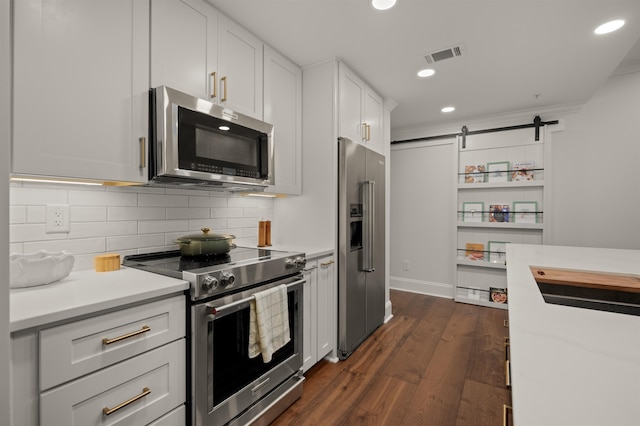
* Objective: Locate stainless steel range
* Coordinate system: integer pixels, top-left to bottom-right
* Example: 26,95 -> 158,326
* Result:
123,246 -> 306,426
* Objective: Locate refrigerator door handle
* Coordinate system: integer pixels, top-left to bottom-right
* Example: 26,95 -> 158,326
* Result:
362,180 -> 375,272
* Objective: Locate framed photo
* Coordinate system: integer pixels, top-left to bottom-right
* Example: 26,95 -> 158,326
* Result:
513,201 -> 538,223
488,241 -> 509,264
462,202 -> 484,222
465,243 -> 485,261
463,165 -> 486,183
490,287 -> 508,304
486,161 -> 511,183
489,204 -> 510,223
512,160 -> 535,181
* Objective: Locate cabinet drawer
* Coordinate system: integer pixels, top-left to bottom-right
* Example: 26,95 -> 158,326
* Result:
40,295 -> 186,390
148,404 -> 185,426
40,339 -> 185,426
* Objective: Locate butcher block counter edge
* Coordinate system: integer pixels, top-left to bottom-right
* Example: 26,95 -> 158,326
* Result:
10,267 -> 189,332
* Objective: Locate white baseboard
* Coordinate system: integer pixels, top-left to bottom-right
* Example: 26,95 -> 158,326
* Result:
384,300 -> 393,323
390,276 -> 454,299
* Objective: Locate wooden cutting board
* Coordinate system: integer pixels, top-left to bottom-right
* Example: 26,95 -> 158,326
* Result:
530,266 -> 640,294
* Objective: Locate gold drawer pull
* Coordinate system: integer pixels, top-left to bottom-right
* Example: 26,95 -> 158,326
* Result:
320,260 -> 335,268
504,319 -> 509,328
503,404 -> 513,426
505,359 -> 511,388
102,325 -> 150,345
504,336 -> 510,361
102,387 -> 150,416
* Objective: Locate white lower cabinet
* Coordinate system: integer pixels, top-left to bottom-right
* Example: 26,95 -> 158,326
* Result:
40,339 -> 185,426
148,405 -> 186,426
10,294 -> 187,426
302,255 -> 335,372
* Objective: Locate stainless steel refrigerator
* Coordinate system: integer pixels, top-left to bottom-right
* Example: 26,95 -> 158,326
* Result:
337,137 -> 385,360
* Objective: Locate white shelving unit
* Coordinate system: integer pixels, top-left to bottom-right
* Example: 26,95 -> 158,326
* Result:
453,126 -> 549,309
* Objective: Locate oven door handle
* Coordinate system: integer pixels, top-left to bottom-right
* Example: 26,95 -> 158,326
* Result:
206,278 -> 305,319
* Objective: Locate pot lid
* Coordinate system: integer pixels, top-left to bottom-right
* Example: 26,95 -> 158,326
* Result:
176,228 -> 235,242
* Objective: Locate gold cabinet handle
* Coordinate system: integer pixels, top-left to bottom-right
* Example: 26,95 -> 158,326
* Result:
366,123 -> 371,141
504,319 -> 509,328
505,359 -> 511,388
503,404 -> 512,426
504,336 -> 511,388
320,260 -> 335,268
102,325 -> 150,345
139,137 -> 146,169
504,336 -> 510,361
361,123 -> 367,141
221,76 -> 228,102
103,387 -> 151,416
210,71 -> 217,99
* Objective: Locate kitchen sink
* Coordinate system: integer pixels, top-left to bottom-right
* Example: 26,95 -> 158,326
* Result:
531,266 -> 640,316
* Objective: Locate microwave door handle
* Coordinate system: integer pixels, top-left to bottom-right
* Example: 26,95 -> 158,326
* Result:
206,278 -> 305,319
362,180 -> 375,272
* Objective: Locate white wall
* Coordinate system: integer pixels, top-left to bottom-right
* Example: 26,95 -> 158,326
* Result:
9,184 -> 274,270
389,67 -> 640,297
547,70 -> 640,249
389,140 -> 454,297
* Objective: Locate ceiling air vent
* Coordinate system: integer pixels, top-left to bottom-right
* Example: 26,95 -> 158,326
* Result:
424,44 -> 465,64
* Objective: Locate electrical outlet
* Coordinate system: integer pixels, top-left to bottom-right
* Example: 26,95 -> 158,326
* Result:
46,204 -> 70,233
402,260 -> 410,271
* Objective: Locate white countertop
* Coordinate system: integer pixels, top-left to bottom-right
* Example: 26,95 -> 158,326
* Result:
506,244 -> 640,426
10,267 -> 189,333
233,239 -> 334,260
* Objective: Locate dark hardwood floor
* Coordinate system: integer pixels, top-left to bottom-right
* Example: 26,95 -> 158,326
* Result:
272,289 -> 511,426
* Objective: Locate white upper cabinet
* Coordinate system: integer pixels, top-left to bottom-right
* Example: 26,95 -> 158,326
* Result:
339,63 -> 384,154
12,0 -> 149,183
217,14 -> 263,119
150,0 -> 217,101
363,87 -> 384,154
151,0 -> 263,119
263,45 -> 302,195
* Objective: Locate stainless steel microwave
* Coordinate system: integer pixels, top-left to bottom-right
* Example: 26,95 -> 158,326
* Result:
149,86 -> 274,191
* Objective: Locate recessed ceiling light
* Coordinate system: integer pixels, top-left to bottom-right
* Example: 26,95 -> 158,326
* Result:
219,125 -> 230,131
594,19 -> 625,35
417,68 -> 435,78
371,0 -> 396,11
441,106 -> 455,113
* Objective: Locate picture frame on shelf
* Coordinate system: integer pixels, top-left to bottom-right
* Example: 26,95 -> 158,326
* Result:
490,287 -> 508,304
489,204 -> 510,223
465,243 -> 485,261
463,165 -> 486,183
512,160 -> 535,181
513,201 -> 538,223
462,202 -> 484,222
488,241 -> 509,264
486,161 -> 511,183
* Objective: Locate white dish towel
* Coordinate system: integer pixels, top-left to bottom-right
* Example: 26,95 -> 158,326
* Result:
248,284 -> 291,363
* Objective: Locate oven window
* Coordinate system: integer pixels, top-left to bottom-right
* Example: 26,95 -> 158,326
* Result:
210,292 -> 296,407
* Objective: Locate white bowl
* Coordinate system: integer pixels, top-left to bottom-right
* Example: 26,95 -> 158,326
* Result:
10,251 -> 75,288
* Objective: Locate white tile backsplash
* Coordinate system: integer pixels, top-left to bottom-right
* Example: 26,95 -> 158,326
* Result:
9,182 -> 274,270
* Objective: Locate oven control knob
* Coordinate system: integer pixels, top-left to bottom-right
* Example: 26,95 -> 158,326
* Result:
285,258 -> 295,269
202,275 -> 219,291
219,271 -> 235,287
295,256 -> 306,268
